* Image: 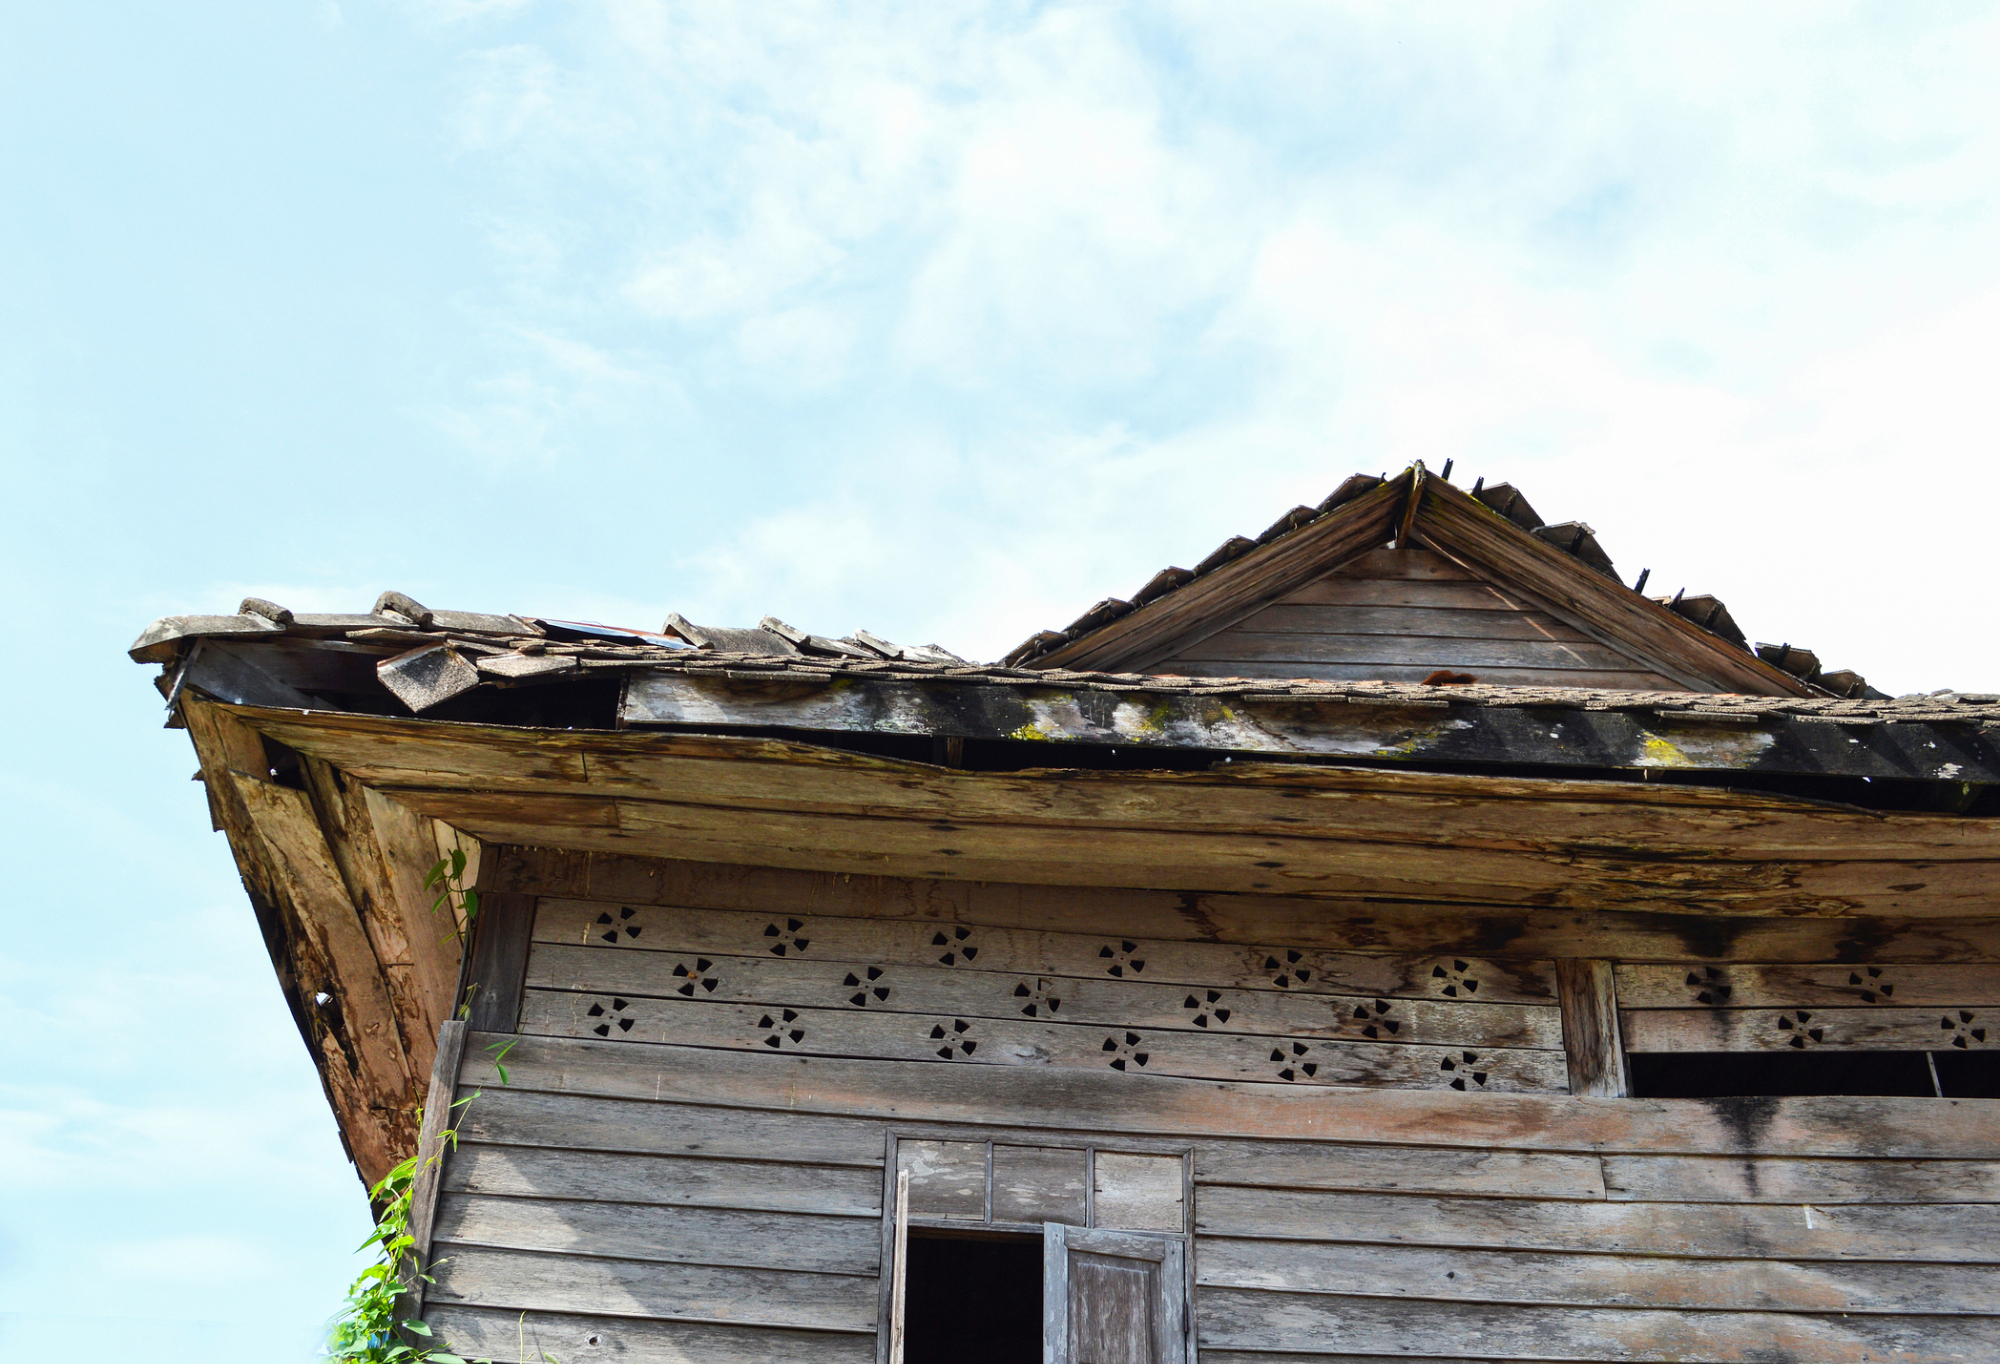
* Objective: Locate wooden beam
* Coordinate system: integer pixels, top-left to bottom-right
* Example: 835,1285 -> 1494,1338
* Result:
463,892 -> 535,1033
405,1018 -> 467,1312
1557,959 -> 1630,1097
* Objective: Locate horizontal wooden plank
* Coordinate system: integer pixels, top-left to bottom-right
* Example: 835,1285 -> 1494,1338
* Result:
1196,1285 -> 1997,1362
1194,1140 -> 1606,1199
534,897 -> 1559,1004
1172,630 -> 1641,672
525,940 -> 1563,1049
1221,602 -> 1592,640
422,1303 -> 873,1364
426,1243 -> 878,1332
434,1192 -> 879,1274
451,1086 -> 886,1166
515,987 -> 1569,1093
1601,1154 -> 2000,1204
1162,659 -> 1687,687
1618,962 -> 2000,1009
501,848 -> 2000,966
461,1032 -> 2000,1158
1276,577 -> 1552,611
1194,1187 -> 2000,1262
443,1142 -> 881,1215
1196,1237 -> 2000,1314
1622,1006 -> 1999,1053
1306,546 -> 1478,583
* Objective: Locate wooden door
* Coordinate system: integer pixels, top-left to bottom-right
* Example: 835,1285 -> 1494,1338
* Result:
1043,1225 -> 1186,1364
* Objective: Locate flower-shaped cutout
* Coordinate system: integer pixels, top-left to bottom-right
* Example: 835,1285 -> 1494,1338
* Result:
1013,977 -> 1062,1018
1099,941 -> 1147,978
1941,1010 -> 1989,1049
1102,1031 -> 1150,1071
763,918 -> 811,957
585,996 -> 636,1037
1431,961 -> 1480,998
930,1017 -> 978,1058
1849,966 -> 1897,1004
931,926 -> 979,966
1777,1011 -> 1825,1048
843,966 -> 891,1007
757,1009 -> 805,1048
1350,998 -> 1401,1040
1439,1050 -> 1488,1090
1263,949 -> 1311,989
670,958 -> 719,997
1683,966 -> 1732,1005
591,906 -> 643,945
1183,990 -> 1232,1028
1269,1040 -> 1318,1082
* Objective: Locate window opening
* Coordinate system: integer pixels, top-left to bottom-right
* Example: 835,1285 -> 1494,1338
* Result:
903,1230 -> 1041,1364
1629,1050 -> 2000,1098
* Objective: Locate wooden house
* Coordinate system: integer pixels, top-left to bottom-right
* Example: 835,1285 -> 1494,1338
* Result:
132,464 -> 2000,1363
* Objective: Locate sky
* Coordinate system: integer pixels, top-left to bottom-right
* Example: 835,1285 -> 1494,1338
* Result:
3,1 -> 1998,1359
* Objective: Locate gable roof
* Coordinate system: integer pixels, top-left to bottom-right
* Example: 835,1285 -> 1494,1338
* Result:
1003,464 -> 1862,698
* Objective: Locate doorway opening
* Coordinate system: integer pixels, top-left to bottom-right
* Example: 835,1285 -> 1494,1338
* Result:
904,1230 -> 1041,1364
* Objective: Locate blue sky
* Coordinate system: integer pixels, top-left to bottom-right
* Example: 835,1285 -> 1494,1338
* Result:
4,2 -> 1998,1359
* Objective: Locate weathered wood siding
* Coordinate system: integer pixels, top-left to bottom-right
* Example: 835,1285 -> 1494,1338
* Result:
1154,547 -> 1685,688
421,1030 -> 2000,1364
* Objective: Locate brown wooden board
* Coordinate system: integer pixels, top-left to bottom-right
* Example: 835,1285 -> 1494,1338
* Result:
1558,958 -> 1630,1097
421,1304 -> 872,1364
1618,962 -> 2000,1008
464,891 -> 534,1033
1621,1006 -> 1999,1052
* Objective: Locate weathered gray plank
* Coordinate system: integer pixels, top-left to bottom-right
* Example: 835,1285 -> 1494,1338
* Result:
450,1085 -> 886,1166
1226,603 -> 1591,639
1194,1140 -> 1607,1199
465,891 -> 535,1033
1622,1005 -> 1998,1053
515,987 -> 1569,1092
1173,630 -> 1642,671
463,1032 -> 2000,1158
443,1141 -> 881,1215
426,1243 -> 878,1331
1194,1187 -> 2000,1262
526,940 -> 1562,1049
422,1303 -> 873,1364
408,1019 -> 467,1296
1094,1151 -> 1185,1232
993,1143 -> 1087,1226
1602,1154 -> 2000,1204
1195,1286 -> 1998,1362
1617,962 -> 2000,1009
896,1139 -> 985,1221
1558,958 -> 1630,1097
433,1192 -> 877,1274
1195,1237 -> 2000,1314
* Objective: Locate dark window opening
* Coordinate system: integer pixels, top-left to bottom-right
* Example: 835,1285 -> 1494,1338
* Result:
1630,1050 -> 2000,1098
905,1230 -> 1041,1364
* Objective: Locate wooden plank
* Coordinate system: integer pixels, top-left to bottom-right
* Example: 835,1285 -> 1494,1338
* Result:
1162,659 -> 1688,687
450,1087 -> 888,1166
1093,1151 -> 1185,1232
432,1192 -> 879,1274
992,1144 -> 1088,1226
513,988 -> 1570,1093
461,1032 -> 2000,1159
421,1303 -> 872,1364
426,1243 -> 879,1331
1558,959 -> 1630,1097
407,1019 -> 467,1301
1278,577 -> 1548,610
1195,1237 -> 2000,1314
1601,1154 -> 2000,1204
1224,603 -> 1590,640
464,891 -> 534,1033
1171,631 -> 1644,671
533,898 -> 1560,1004
1302,546 -> 1477,582
1193,1141 -> 1607,1199
525,939 -> 1564,1049
896,1139 -> 986,1221
1195,1286 -> 1997,1362
1193,1186 -> 2000,1262
1618,962 -> 2000,1009
443,1142 -> 882,1215
1622,1006 -> 1998,1053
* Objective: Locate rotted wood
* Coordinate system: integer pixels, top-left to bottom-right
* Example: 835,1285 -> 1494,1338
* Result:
1557,959 -> 1630,1097
419,1305 -> 872,1364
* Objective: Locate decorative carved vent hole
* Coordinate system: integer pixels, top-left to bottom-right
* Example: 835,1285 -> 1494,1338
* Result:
931,926 -> 979,966
586,997 -> 636,1037
1850,966 -> 1896,1003
1013,977 -> 1062,1017
843,966 -> 891,1007
1100,941 -> 1147,978
1777,1011 -> 1825,1048
593,906 -> 643,944
1352,999 -> 1400,1039
671,958 -> 719,997
930,1018 -> 979,1058
1941,1011 -> 1989,1049
1432,961 -> 1479,997
1269,1040 -> 1318,1082
1439,1050 -> 1488,1089
763,918 -> 811,957
1102,1031 -> 1150,1071
1183,990 -> 1231,1028
1263,949 -> 1311,989
757,1009 -> 805,1048
1684,966 -> 1732,1005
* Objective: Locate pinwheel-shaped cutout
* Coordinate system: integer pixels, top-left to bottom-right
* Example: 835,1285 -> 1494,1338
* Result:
763,918 -> 811,957
929,1017 -> 978,1059
585,996 -> 636,1037
1013,977 -> 1062,1018
757,1009 -> 805,1048
1683,965 -> 1732,1005
1439,1050 -> 1488,1090
931,925 -> 979,966
591,906 -> 643,945
1777,1011 -> 1825,1048
1269,1040 -> 1318,1082
1102,1031 -> 1150,1071
1941,1010 -> 1989,1049
1262,949 -> 1311,989
1351,998 -> 1401,1040
1431,961 -> 1480,998
1849,966 -> 1897,1004
670,957 -> 719,997
1099,941 -> 1147,978
1182,989 -> 1231,1028
843,965 -> 891,1007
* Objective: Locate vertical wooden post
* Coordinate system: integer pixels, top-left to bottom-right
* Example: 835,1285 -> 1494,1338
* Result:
1557,958 -> 1630,1097
889,1168 -> 910,1364
402,1018 -> 467,1313
463,892 -> 535,1034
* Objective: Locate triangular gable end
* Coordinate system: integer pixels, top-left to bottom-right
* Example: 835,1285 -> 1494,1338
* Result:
1020,465 -> 1813,697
